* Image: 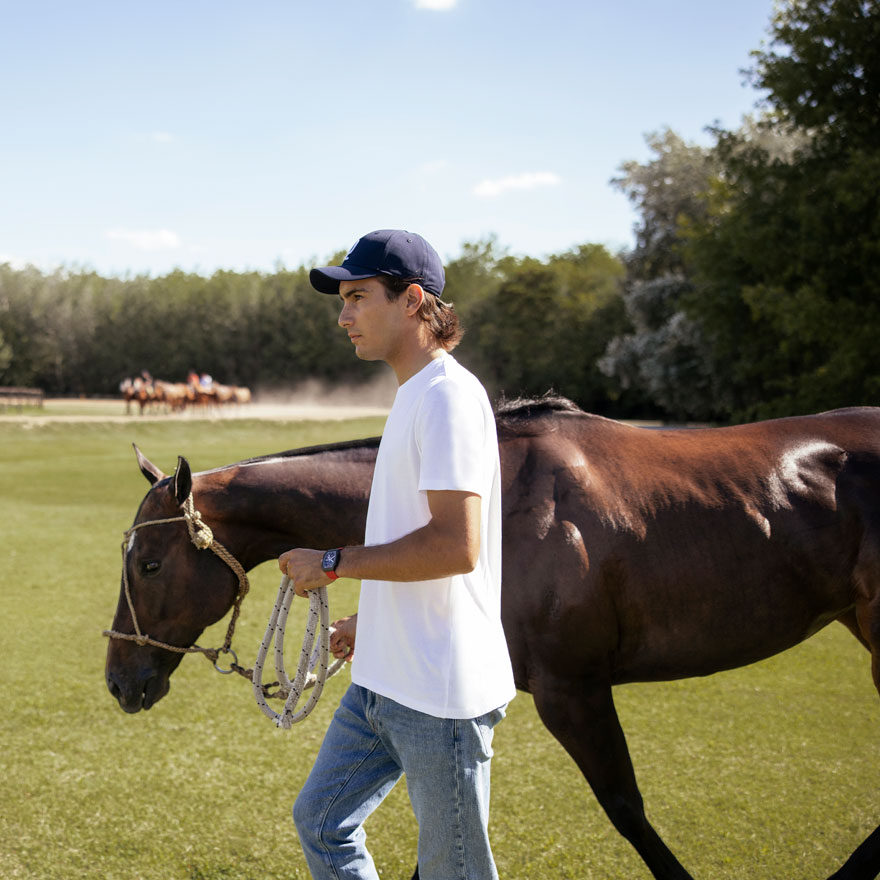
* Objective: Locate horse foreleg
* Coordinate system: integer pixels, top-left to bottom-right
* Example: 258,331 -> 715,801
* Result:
532,674 -> 693,880
837,608 -> 871,652
825,559 -> 880,880
825,583 -> 880,879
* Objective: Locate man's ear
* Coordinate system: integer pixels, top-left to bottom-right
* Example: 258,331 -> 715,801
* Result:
404,283 -> 426,316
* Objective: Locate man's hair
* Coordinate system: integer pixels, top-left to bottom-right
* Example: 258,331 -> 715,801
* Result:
377,274 -> 464,351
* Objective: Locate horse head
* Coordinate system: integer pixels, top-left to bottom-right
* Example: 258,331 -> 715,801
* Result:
104,446 -> 243,713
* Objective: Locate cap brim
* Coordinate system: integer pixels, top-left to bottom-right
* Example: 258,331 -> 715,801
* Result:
309,264 -> 378,295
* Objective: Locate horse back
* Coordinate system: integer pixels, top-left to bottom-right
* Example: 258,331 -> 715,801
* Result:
497,406 -> 880,685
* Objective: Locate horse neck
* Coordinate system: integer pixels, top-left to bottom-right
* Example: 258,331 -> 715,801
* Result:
192,448 -> 376,571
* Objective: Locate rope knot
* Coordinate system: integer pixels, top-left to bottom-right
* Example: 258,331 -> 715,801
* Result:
184,499 -> 214,549
190,521 -> 214,549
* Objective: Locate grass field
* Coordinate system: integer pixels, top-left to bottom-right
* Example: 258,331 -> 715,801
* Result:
0,409 -> 878,879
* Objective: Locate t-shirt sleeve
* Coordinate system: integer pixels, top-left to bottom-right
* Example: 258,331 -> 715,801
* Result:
416,379 -> 490,496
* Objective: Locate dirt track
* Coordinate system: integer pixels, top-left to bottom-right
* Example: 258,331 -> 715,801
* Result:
0,399 -> 390,425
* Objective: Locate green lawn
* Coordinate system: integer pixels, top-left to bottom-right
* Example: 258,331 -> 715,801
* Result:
0,415 -> 877,879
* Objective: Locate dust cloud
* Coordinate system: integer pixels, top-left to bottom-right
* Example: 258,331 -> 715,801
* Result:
249,372 -> 396,420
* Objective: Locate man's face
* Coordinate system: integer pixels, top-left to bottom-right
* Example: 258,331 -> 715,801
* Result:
337,276 -> 409,364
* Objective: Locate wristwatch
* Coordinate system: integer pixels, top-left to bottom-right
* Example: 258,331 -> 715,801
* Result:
321,548 -> 342,580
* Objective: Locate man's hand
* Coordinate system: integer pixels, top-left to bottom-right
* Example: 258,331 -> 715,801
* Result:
330,614 -> 357,662
278,548 -> 332,597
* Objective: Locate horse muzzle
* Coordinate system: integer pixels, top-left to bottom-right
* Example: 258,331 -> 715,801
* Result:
105,662 -> 171,713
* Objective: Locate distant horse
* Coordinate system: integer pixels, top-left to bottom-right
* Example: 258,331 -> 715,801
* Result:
153,381 -> 190,413
187,382 -> 251,410
105,399 -> 880,879
121,376 -> 253,413
119,378 -> 135,414
118,376 -> 152,414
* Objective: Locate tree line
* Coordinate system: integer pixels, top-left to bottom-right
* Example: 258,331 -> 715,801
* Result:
1,0 -> 877,423
0,241 -> 634,415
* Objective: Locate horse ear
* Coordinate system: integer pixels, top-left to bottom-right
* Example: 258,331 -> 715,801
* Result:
172,456 -> 192,506
133,444 -> 165,485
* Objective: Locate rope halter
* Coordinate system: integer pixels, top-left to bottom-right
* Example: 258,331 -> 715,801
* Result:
103,492 -> 346,718
102,493 -> 250,672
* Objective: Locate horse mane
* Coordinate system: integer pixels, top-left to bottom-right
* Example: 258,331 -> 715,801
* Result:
495,393 -> 583,418
223,394 -> 584,469
494,392 -> 584,436
235,435 -> 382,467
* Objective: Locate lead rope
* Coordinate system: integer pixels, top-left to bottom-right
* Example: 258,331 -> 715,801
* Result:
251,575 -> 346,728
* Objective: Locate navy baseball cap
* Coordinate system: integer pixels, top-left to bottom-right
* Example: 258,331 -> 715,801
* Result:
310,229 -> 446,298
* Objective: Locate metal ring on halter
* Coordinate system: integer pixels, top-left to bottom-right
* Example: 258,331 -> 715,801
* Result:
213,647 -> 238,674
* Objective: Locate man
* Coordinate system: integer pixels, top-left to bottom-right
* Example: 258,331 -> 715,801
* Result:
278,229 -> 515,880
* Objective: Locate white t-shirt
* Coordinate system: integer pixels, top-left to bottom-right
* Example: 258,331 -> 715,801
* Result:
351,353 -> 516,719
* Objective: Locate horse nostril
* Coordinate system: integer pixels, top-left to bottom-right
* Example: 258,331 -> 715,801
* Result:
106,673 -> 122,700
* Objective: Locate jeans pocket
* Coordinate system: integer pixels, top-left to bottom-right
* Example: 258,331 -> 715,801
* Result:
475,703 -> 507,759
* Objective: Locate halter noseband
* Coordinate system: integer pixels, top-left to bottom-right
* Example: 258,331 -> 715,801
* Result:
102,493 -> 249,673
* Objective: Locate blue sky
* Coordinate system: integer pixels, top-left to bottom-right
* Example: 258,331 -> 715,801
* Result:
1,0 -> 776,277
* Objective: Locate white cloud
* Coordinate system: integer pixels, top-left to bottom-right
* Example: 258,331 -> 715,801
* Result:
413,0 -> 457,9
149,131 -> 174,143
105,228 -> 182,251
473,171 -> 562,198
418,159 -> 449,174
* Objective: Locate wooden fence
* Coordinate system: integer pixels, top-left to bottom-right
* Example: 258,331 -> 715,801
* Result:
0,387 -> 44,411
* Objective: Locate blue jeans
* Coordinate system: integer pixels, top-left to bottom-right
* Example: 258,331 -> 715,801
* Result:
294,684 -> 506,880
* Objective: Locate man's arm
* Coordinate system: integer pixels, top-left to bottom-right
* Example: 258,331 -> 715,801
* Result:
278,489 -> 481,597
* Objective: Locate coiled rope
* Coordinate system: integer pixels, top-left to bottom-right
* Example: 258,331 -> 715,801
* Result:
252,575 -> 346,728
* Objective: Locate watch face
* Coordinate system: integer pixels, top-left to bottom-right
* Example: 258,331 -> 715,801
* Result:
322,549 -> 339,572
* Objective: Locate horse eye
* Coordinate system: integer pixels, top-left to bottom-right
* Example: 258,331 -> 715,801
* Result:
141,560 -> 161,575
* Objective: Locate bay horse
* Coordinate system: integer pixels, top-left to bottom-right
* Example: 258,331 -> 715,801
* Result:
105,398 -> 880,879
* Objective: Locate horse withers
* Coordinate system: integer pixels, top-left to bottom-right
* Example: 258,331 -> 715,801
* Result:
105,400 -> 880,880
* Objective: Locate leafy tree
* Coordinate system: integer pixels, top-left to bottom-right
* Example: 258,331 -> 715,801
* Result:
747,0 -> 880,153
599,276 -> 732,421
0,327 -> 11,377
612,129 -> 719,279
601,130 -> 723,420
682,0 -> 880,419
0,264 -> 72,389
443,236 -> 508,315
684,145 -> 880,418
604,1 -> 880,421
466,245 -> 627,411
